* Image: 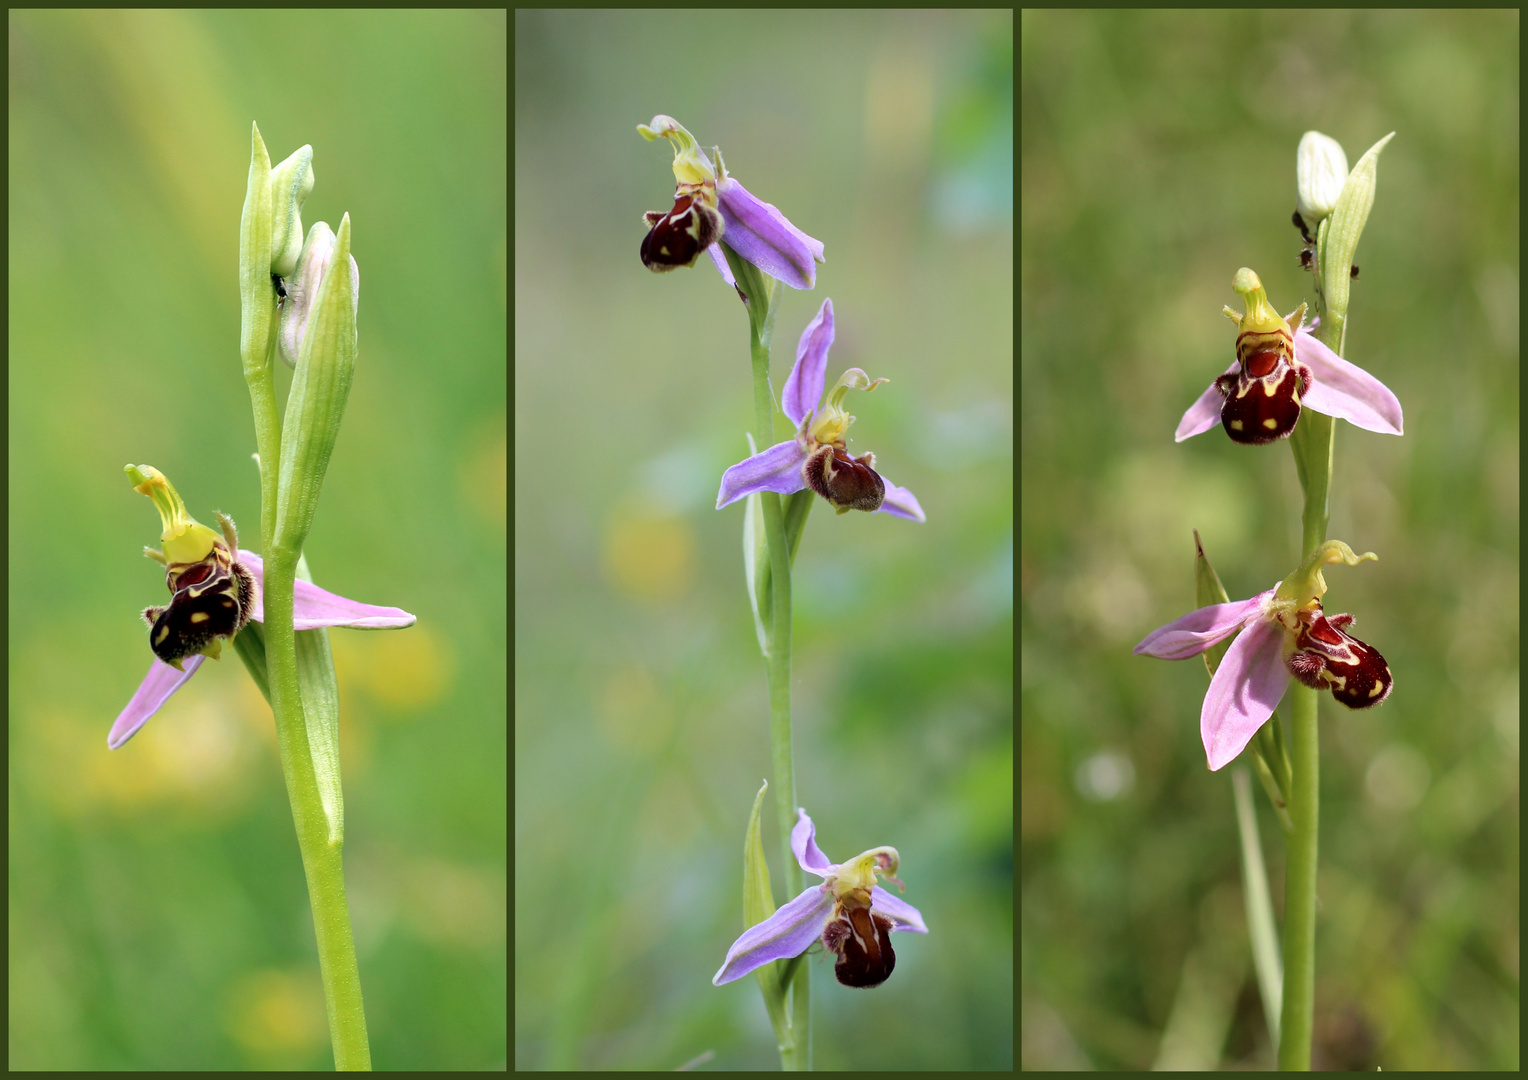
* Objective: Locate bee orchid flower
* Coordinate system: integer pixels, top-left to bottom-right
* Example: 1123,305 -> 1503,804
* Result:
1175,268 -> 1403,445
110,466 -> 415,749
713,808 -> 927,989
1134,540 -> 1393,771
638,114 -> 825,291
715,298 -> 925,520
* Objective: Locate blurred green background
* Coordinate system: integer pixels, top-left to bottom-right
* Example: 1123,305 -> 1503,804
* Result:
1022,10 -> 1517,1071
515,10 -> 1011,1071
8,10 -> 505,1070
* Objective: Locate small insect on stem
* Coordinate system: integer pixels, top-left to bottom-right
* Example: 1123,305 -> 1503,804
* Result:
1350,264 -> 1360,281
1292,210 -> 1315,246
271,272 -> 287,308
1292,210 -> 1322,275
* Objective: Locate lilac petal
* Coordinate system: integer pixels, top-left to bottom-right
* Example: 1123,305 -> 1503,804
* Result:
1295,330 -> 1404,435
241,551 -> 417,630
781,299 -> 834,426
707,244 -> 735,286
791,808 -> 834,876
1175,363 -> 1238,442
716,440 -> 809,509
1201,616 -> 1289,771
1133,590 -> 1272,659
715,177 -> 825,291
712,882 -> 834,985
870,885 -> 928,933
108,655 -> 206,749
876,479 -> 925,522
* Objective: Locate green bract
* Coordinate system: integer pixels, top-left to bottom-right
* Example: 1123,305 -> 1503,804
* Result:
239,125 -> 277,380
1319,132 -> 1395,353
276,216 -> 360,556
1192,528 -> 1232,677
740,780 -> 795,1053
294,553 -> 344,845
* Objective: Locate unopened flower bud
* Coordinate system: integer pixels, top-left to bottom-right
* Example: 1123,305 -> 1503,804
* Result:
275,215 -> 360,554
278,221 -> 359,369
1296,130 -> 1349,224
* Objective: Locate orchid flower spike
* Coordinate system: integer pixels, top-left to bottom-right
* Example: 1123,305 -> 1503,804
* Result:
638,114 -> 825,290
111,465 -> 416,750
1134,540 -> 1393,771
1175,268 -> 1403,445
716,298 -> 925,521
713,808 -> 927,989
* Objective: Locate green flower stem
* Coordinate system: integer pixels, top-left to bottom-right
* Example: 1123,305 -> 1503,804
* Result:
749,314 -> 810,1073
1279,208 -> 1351,1072
722,242 -> 810,1071
239,124 -> 370,1071
1289,412 -> 1335,558
1279,410 -> 1334,1075
1279,683 -> 1318,1070
1279,392 -> 1333,1074
247,401 -> 371,1073
262,548 -> 370,1071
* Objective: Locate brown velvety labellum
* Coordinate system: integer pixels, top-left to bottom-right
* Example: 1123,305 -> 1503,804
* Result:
1215,366 -> 1304,445
803,445 -> 886,512
830,908 -> 897,988
640,193 -> 722,272
145,557 -> 254,667
1287,612 -> 1393,709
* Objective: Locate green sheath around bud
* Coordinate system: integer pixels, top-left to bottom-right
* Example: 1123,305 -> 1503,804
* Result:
269,145 -> 314,278
1318,132 -> 1395,349
275,213 -> 360,555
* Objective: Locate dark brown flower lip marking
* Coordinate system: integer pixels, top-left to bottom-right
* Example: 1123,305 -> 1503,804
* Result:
1215,328 -> 1313,445
802,444 -> 885,513
640,192 -> 723,272
823,900 -> 897,988
1286,608 -> 1393,709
